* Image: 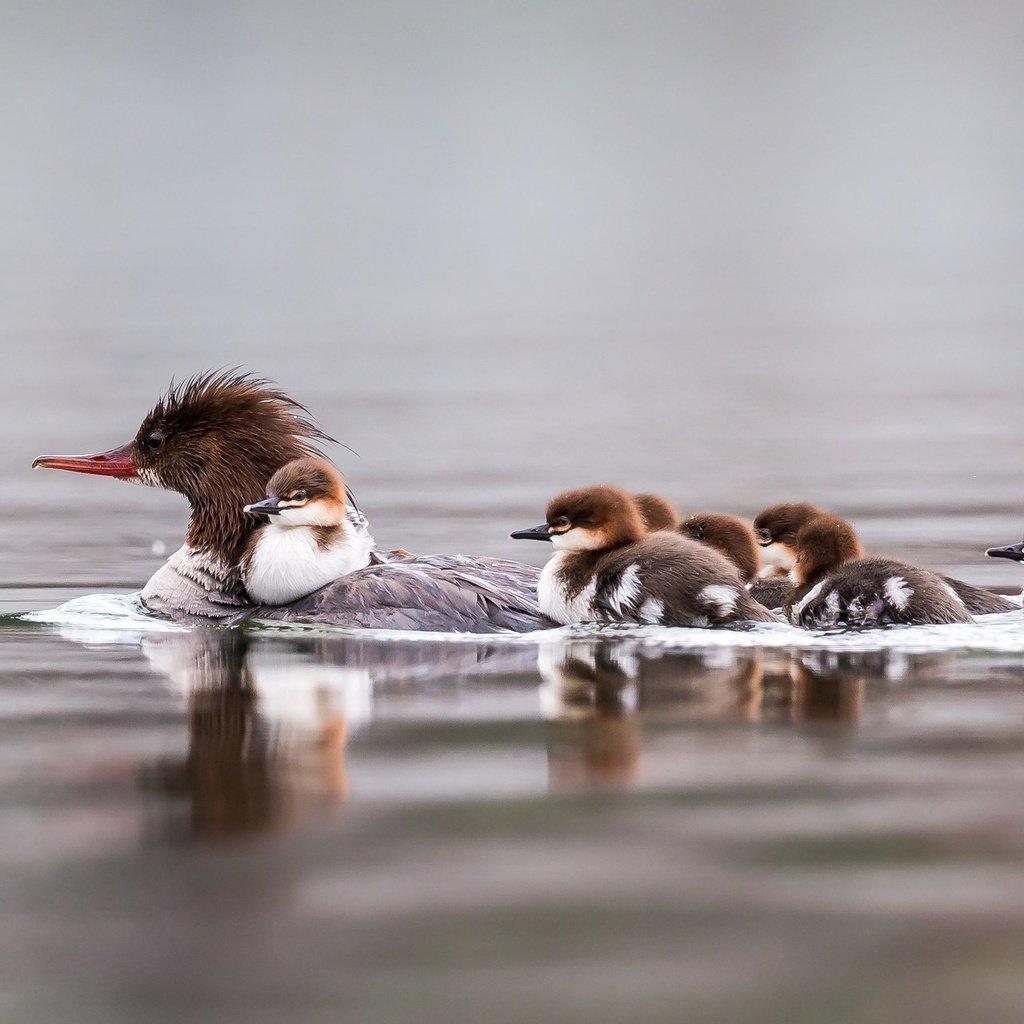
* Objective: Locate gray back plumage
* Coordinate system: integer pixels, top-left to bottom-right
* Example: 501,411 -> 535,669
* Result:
251,555 -> 555,633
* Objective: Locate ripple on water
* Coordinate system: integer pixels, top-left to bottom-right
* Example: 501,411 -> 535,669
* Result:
17,591 -> 1024,653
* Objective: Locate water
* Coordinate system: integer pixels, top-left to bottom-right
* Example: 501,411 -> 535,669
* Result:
4,2 -> 1024,1021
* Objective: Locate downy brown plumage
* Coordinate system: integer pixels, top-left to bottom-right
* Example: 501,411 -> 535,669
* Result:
785,513 -> 972,628
681,510 -> 789,609
632,492 -> 680,532
756,501 -> 1014,616
511,485 -> 777,628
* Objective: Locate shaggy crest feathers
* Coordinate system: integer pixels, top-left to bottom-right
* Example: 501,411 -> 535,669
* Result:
134,371 -> 337,564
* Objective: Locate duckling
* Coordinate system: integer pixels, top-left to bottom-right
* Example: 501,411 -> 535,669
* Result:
756,502 -> 1015,615
680,511 -> 790,609
751,502 -> 824,577
511,485 -> 777,628
240,457 -> 374,605
632,492 -> 680,532
786,513 -> 972,628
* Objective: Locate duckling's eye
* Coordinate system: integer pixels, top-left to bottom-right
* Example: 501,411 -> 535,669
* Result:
291,490 -> 308,503
145,431 -> 165,451
554,516 -> 570,528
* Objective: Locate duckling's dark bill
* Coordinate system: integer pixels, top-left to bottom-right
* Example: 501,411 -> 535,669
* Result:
244,496 -> 285,515
986,542 -> 1024,562
32,442 -> 138,479
510,524 -> 552,542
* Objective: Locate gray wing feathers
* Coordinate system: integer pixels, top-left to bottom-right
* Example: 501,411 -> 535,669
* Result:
252,555 -> 554,633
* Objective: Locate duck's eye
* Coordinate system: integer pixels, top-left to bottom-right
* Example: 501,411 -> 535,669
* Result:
554,516 -> 570,528
291,490 -> 308,503
146,431 -> 165,451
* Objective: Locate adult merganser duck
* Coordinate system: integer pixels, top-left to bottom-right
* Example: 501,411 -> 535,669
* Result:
631,492 -> 680,532
756,502 -> 1015,615
784,512 -> 972,628
985,539 -> 1024,597
510,485 -> 777,628
33,371 -> 552,633
240,457 -> 375,605
680,511 -> 790,609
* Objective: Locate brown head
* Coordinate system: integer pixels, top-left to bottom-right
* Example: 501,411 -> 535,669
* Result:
244,457 -> 349,529
632,493 -> 680,532
751,502 -> 825,573
790,513 -> 864,587
680,512 -> 760,583
511,485 -> 646,552
33,371 -> 334,562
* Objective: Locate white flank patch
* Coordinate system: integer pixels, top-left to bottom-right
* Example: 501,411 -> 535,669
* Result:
824,590 -> 842,619
638,597 -> 664,625
244,525 -> 375,605
699,584 -> 739,617
790,580 -> 828,620
606,564 -> 642,617
884,576 -> 913,612
538,554 -> 599,624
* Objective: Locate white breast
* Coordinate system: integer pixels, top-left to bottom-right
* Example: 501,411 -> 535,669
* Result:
758,543 -> 795,576
537,553 -> 599,624
243,526 -> 374,605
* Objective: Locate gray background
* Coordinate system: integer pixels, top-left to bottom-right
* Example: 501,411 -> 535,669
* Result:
3,0 -> 1024,587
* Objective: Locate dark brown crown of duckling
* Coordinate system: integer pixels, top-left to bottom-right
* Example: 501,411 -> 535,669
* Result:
681,512 -> 761,583
546,486 -> 648,548
789,514 -> 865,588
752,502 -> 825,549
263,457 -> 344,505
632,493 -> 680,532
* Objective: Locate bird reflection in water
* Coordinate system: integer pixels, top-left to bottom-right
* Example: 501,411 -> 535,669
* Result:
134,626 -> 912,833
139,630 -> 544,840
141,631 -> 363,839
536,641 -> 873,792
